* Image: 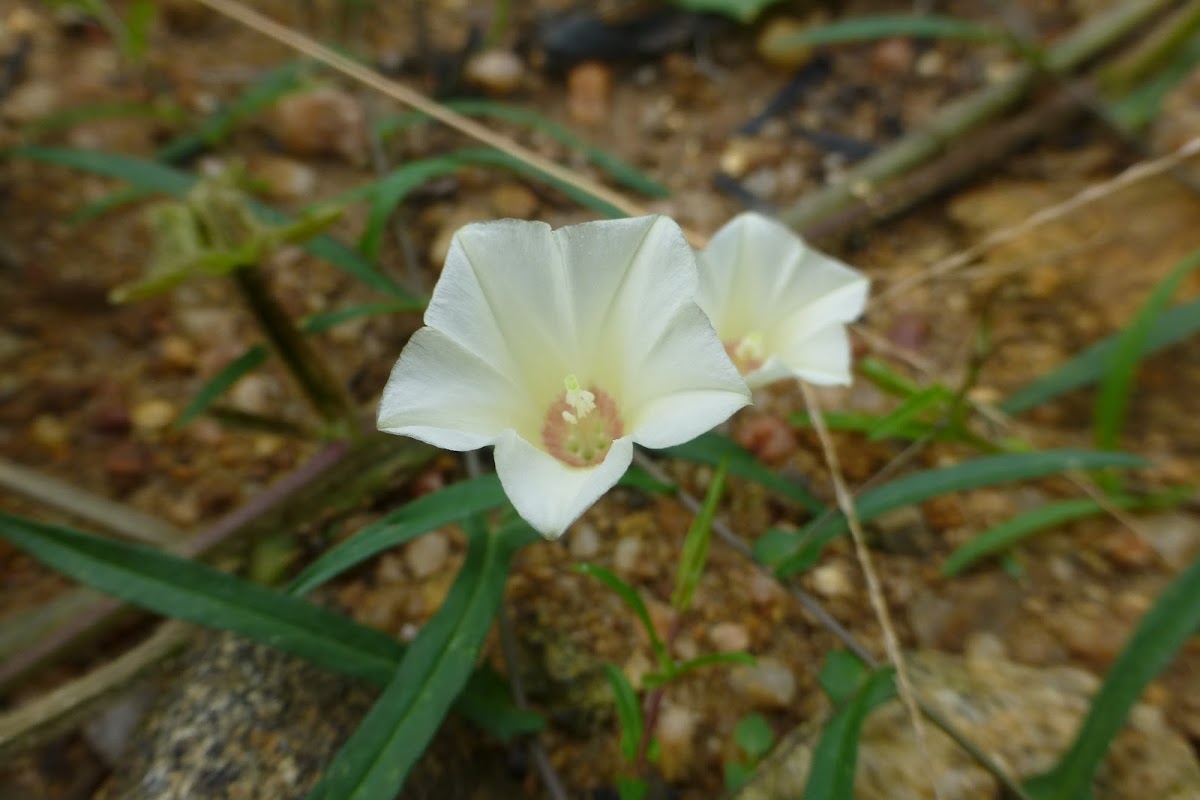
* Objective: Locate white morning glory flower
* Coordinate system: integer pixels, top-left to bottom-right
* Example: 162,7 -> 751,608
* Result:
694,211 -> 870,390
378,215 -> 750,538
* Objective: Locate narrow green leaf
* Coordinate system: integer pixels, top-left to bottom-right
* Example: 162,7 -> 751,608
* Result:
454,667 -> 544,739
941,496 -> 1147,577
1025,553 -> 1200,800
669,0 -> 785,23
858,357 -> 922,398
734,713 -> 775,761
23,102 -> 188,139
8,147 -> 411,298
175,345 -> 269,428
752,527 -> 803,568
617,465 -> 676,495
375,99 -> 668,198
1095,248 -> 1200,452
672,459 -> 727,613
774,15 -> 1003,47
575,563 -> 668,670
804,666 -> 897,800
653,650 -> 755,686
288,476 -> 508,595
1002,298 -> 1200,415
658,432 -> 825,513
867,386 -> 953,441
157,60 -> 308,163
603,663 -> 644,764
300,300 -> 424,333
0,511 -> 402,685
307,517 -> 536,800
724,761 -> 755,793
771,450 -> 1147,576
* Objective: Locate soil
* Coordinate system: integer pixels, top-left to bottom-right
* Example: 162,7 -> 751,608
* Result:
1,0 -> 1199,798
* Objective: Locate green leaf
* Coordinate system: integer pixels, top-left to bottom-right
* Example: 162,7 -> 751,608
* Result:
734,713 -> 775,760
617,775 -> 650,800
646,650 -> 756,688
672,459 -> 727,613
772,14 -> 1003,47
770,450 -> 1148,576
724,761 -> 756,793
1002,298 -> 1200,415
817,649 -> 870,705
157,60 -> 309,163
804,665 -> 897,800
603,663 -> 644,764
288,475 -> 508,595
307,516 -> 536,800
752,527 -> 804,568
669,0 -> 786,24
1095,248 -> 1200,452
1107,36 -> 1200,130
1025,553 -> 1200,800
658,432 -> 825,514
940,496 -> 1152,577
376,99 -> 668,199
175,345 -> 269,428
7,147 -> 411,299
0,511 -> 402,685
22,101 -> 189,139
617,464 -> 676,495
575,563 -> 668,671
859,357 -> 922,398
454,667 -> 544,739
867,386 -> 953,442
300,300 -> 423,332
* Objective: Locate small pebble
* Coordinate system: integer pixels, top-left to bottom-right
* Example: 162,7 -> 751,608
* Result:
730,657 -> 796,708
250,156 -> 317,201
267,87 -> 365,163
809,562 -> 854,599
30,414 -> 69,450
655,704 -> 698,781
3,80 -> 59,122
708,621 -> 750,653
1139,512 -> 1200,571
489,183 -> 539,218
405,531 -> 450,578
613,537 -> 642,577
132,399 -> 176,434
464,50 -> 525,95
568,522 -> 601,560
870,37 -> 916,75
734,414 -> 796,466
567,61 -> 612,126
160,336 -> 197,370
757,17 -> 815,70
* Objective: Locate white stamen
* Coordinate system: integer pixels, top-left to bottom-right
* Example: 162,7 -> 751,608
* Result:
735,332 -> 764,364
563,373 -> 595,421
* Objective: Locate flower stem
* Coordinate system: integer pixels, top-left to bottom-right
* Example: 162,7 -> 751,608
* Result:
230,266 -> 360,438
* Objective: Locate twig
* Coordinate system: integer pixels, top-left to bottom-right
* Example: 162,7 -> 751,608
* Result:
799,382 -> 942,800
779,0 -> 1174,232
876,135 -> 1200,304
0,457 -> 183,546
0,621 -> 191,759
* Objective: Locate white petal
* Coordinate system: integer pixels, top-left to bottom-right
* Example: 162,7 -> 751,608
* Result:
493,432 -> 634,539
771,259 -> 869,345
377,327 -> 535,449
741,356 -> 796,391
627,303 -> 750,446
778,324 -> 854,386
552,215 -> 697,390
424,219 -> 573,403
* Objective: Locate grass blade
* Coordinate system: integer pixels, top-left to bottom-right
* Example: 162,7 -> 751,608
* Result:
8,146 -> 411,299
175,345 -> 269,428
1094,248 -> 1200,452
1025,553 -> 1200,800
770,450 -> 1147,576
804,662 -> 897,800
867,386 -> 952,442
156,60 -> 309,163
672,459 -> 727,613
603,662 -> 644,763
0,511 -> 402,685
658,432 -> 825,513
300,300 -> 424,332
288,475 -> 508,595
575,563 -> 667,669
1002,298 -> 1200,415
775,15 -> 1003,47
376,99 -> 668,198
941,496 -> 1151,577
306,517 -> 536,799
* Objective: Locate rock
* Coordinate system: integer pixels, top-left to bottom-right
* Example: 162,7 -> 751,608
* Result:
83,688 -> 156,767
489,183 -> 539,219
405,530 -> 450,578
656,703 -> 699,781
266,87 -> 365,163
567,61 -> 612,126
708,622 -> 751,653
3,81 -> 59,123
613,536 -> 642,578
249,155 -> 317,202
159,336 -> 197,371
757,17 -> 817,70
730,657 -> 797,709
809,561 -> 854,599
1139,512 -> 1200,571
734,650 -> 1200,800
734,413 -> 797,466
463,50 -> 525,95
568,521 -> 601,559
871,37 -> 916,76
30,414 -> 69,450
132,398 -> 176,432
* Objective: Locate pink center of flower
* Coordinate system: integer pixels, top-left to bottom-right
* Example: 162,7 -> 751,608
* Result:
541,374 -> 624,468
724,331 -> 765,375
